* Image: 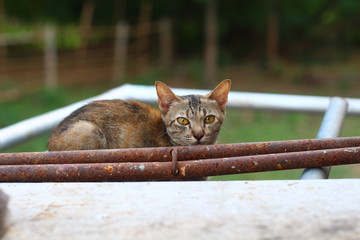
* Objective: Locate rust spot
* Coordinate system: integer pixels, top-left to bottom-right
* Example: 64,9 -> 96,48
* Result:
179,164 -> 190,176
104,165 -> 113,173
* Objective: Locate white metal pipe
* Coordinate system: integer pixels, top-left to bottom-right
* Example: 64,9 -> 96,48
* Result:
124,84 -> 360,114
1,84 -> 360,150
316,97 -> 349,139
301,97 -> 349,179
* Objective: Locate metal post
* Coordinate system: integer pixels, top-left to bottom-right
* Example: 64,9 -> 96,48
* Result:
204,0 -> 217,85
112,22 -> 128,84
158,18 -> 173,68
301,97 -> 348,179
44,25 -> 58,89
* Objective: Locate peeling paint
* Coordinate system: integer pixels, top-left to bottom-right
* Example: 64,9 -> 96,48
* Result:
179,164 -> 190,176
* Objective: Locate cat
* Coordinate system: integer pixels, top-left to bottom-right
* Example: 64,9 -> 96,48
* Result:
48,79 -> 231,151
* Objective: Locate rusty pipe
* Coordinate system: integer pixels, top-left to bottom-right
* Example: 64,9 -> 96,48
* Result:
0,147 -> 359,182
1,137 -> 360,165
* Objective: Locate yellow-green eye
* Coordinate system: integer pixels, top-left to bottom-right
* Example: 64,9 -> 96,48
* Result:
177,117 -> 190,125
204,115 -> 215,124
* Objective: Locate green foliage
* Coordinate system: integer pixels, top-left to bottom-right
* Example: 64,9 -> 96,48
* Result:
187,58 -> 204,84
57,25 -> 82,49
3,0 -> 360,60
129,68 -> 168,86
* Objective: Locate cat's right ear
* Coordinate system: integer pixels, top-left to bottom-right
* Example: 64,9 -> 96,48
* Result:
207,79 -> 231,112
155,81 -> 180,113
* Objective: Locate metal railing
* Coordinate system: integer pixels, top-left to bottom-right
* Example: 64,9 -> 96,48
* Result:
0,137 -> 360,181
1,84 -> 360,181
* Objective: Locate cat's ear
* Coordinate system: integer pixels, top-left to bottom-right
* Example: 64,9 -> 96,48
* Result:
207,79 -> 231,112
156,81 -> 181,113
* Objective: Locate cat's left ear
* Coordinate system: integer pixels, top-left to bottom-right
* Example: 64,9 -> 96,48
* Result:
156,81 -> 181,113
207,79 -> 231,112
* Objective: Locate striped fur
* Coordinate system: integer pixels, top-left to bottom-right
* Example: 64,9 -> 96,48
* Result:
48,80 -> 231,151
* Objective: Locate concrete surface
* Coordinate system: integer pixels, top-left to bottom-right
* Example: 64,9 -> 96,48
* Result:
1,180 -> 360,240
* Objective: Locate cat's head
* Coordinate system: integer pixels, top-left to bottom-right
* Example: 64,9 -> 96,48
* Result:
156,80 -> 231,146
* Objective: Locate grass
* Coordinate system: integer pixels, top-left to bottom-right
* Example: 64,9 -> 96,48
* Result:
1,85 -> 360,180
0,86 -> 107,152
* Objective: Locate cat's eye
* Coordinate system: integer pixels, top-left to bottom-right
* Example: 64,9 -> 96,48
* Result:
177,117 -> 190,125
204,115 -> 215,124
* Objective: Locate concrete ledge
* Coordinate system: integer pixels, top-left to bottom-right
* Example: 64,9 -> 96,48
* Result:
1,180 -> 360,240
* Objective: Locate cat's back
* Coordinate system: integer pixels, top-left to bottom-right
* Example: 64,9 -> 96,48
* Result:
48,100 -> 169,151
52,100 -> 154,131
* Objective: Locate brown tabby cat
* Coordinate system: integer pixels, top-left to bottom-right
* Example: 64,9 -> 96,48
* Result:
48,80 -> 231,151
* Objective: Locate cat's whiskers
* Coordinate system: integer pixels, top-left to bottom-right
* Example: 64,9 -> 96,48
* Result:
157,131 -> 168,138
220,126 -> 237,139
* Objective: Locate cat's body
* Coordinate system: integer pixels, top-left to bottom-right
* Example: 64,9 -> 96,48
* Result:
48,100 -> 171,150
48,80 -> 231,151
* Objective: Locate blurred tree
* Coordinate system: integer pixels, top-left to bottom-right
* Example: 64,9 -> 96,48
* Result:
78,0 -> 94,57
3,0 -> 360,62
0,0 -> 6,59
267,0 -> 279,73
136,0 -> 153,69
113,0 -> 126,24
204,0 -> 217,85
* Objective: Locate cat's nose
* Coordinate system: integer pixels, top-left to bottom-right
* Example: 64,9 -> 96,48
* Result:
193,131 -> 204,141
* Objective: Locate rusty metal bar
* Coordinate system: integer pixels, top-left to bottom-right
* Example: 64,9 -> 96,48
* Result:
0,147 -> 360,182
1,137 -> 360,165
